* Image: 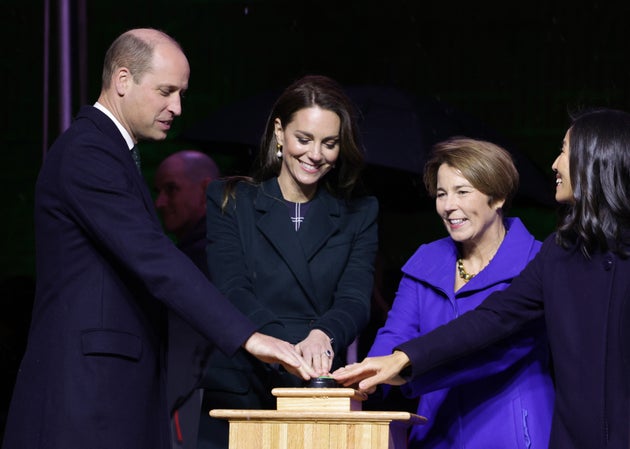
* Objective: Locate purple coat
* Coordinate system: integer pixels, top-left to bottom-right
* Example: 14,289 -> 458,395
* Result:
369,218 -> 554,449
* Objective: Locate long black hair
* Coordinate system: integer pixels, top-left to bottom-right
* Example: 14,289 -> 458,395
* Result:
556,108 -> 630,257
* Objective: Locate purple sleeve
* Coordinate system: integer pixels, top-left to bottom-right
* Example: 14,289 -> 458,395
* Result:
368,273 -> 424,357
396,240 -> 547,380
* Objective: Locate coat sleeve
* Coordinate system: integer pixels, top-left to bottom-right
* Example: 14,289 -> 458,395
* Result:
310,197 -> 379,350
59,135 -> 256,356
368,273 -> 422,357
369,255 -> 547,397
395,236 -> 550,380
205,181 -> 288,336
403,320 -> 547,396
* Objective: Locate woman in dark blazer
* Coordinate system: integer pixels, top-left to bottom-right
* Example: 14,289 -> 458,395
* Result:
334,108 -> 630,449
198,75 -> 378,449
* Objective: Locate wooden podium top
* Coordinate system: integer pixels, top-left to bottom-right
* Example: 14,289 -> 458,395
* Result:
210,408 -> 427,425
210,386 -> 427,425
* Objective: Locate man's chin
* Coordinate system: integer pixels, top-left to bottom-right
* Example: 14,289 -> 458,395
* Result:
141,130 -> 169,141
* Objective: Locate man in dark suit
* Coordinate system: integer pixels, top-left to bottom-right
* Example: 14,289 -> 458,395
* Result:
154,150 -> 221,449
2,28 -> 313,449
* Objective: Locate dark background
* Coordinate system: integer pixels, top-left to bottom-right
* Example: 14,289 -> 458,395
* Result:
2,0 -> 630,432
5,1 -> 630,279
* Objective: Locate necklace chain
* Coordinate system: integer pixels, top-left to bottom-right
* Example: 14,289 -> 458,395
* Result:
457,258 -> 475,282
456,227 -> 507,283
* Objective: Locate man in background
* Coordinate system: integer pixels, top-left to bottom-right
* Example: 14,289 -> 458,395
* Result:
155,150 -> 220,272
154,150 -> 220,449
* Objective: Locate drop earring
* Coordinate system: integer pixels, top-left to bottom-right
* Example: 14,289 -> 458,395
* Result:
276,143 -> 283,158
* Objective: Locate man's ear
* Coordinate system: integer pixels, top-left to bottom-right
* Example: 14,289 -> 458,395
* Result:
201,177 -> 212,191
114,67 -> 133,96
199,178 -> 213,206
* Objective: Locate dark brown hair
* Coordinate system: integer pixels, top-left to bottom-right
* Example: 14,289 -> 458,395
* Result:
253,75 -> 365,199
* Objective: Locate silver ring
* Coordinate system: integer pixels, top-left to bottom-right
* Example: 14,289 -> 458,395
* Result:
324,350 -> 332,358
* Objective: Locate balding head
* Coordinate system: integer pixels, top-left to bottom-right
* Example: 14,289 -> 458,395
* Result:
155,151 -> 220,240
101,28 -> 182,89
164,150 -> 221,182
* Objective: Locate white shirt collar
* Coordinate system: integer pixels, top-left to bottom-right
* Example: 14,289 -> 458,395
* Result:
93,102 -> 135,151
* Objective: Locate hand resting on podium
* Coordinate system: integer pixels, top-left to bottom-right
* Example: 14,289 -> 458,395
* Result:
332,350 -> 410,393
244,332 -> 318,380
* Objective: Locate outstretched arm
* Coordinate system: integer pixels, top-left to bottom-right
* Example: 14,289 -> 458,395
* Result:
332,351 -> 410,393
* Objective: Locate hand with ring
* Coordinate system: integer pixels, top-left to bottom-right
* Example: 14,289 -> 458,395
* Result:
294,329 -> 335,376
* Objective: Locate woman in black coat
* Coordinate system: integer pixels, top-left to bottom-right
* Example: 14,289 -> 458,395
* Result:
334,108 -> 630,448
198,75 -> 379,449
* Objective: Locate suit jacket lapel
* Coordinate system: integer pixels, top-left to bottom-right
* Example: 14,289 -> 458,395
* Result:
134,168 -> 159,222
84,106 -> 158,222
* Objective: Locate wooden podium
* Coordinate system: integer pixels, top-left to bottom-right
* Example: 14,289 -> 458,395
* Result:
210,387 -> 426,449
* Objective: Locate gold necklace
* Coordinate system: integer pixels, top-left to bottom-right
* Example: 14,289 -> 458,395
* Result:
457,227 -> 507,282
457,258 -> 475,282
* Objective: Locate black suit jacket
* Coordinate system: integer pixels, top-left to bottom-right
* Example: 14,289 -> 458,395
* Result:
2,106 -> 256,449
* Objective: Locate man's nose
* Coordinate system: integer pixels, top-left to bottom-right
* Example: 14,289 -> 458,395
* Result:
155,192 -> 167,208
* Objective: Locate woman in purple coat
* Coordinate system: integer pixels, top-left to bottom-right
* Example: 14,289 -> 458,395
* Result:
368,138 -> 554,448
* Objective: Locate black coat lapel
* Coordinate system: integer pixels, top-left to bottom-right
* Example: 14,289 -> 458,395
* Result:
254,179 -> 339,312
297,190 -> 339,261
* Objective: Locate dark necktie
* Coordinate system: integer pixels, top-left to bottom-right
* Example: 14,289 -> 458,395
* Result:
131,146 -> 142,172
